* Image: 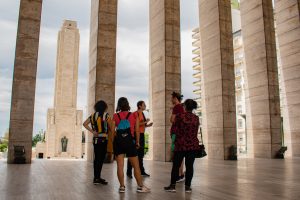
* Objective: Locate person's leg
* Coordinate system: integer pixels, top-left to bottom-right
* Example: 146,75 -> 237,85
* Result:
98,141 -> 108,181
138,134 -> 146,174
170,151 -> 184,185
128,156 -> 143,186
184,152 -> 196,187
93,139 -> 101,180
115,154 -> 125,187
126,158 -> 133,177
164,151 -> 184,192
179,160 -> 184,176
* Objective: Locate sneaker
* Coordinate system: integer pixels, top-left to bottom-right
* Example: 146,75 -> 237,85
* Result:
99,178 -> 108,185
176,175 -> 185,183
185,186 -> 192,193
119,186 -> 125,193
141,172 -> 150,177
137,185 -> 151,193
164,185 -> 176,193
127,173 -> 133,179
93,178 -> 101,185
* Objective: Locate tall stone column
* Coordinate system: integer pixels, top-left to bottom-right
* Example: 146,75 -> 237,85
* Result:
150,0 -> 181,161
7,0 -> 43,164
240,0 -> 282,158
199,0 -> 237,160
275,0 -> 300,157
87,0 -> 118,161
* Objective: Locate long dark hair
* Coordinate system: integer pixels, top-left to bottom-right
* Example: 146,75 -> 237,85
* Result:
94,100 -> 107,117
184,99 -> 197,112
116,97 -> 130,112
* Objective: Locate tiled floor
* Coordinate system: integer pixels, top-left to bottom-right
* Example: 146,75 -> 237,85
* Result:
0,158 -> 299,200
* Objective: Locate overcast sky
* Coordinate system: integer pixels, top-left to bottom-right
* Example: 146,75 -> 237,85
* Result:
0,0 -> 199,136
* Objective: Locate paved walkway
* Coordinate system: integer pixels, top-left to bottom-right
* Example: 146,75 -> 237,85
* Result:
0,158 -> 299,200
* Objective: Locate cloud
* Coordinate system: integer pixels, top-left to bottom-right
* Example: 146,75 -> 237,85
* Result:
180,0 -> 199,31
40,0 -> 91,29
0,0 -> 19,22
0,77 -> 12,136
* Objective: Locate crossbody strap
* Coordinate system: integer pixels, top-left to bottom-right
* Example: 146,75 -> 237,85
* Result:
126,112 -> 131,119
200,128 -> 204,145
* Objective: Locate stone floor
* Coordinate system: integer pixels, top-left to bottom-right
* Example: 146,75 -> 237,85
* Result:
0,158 -> 300,200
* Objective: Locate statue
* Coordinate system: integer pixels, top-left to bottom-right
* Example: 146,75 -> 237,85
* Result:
61,136 -> 68,152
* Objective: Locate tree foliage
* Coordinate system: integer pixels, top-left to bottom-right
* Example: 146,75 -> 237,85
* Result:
0,129 -> 9,152
32,129 -> 45,147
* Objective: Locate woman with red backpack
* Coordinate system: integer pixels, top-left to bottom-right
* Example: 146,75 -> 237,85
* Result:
112,97 -> 150,193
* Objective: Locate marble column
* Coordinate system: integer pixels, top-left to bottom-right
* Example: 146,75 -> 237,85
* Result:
275,0 -> 300,157
150,0 -> 181,161
7,0 -> 43,164
87,0 -> 118,161
199,0 -> 237,160
240,0 -> 282,158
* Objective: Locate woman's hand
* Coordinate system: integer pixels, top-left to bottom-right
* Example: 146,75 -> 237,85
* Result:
136,142 -> 140,149
93,131 -> 98,137
146,122 -> 153,127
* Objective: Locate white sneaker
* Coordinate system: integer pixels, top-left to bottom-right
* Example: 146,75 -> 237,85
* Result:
119,186 -> 125,193
176,175 -> 185,183
137,185 -> 151,193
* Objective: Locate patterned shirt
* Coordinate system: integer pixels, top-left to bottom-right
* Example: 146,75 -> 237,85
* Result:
174,112 -> 200,152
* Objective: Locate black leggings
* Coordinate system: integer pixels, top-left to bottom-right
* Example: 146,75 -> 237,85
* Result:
171,151 -> 196,187
93,138 -> 107,179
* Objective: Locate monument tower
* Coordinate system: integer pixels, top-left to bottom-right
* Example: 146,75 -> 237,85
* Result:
45,20 -> 83,158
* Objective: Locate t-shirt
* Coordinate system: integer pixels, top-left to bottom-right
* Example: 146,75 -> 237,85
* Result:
90,112 -> 110,134
113,111 -> 136,137
174,112 -> 200,152
134,111 -> 146,134
170,104 -> 184,134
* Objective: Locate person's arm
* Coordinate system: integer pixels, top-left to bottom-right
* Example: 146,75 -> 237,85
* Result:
83,117 -> 98,137
111,114 -> 117,137
140,119 -> 150,126
108,118 -> 116,137
173,115 -> 181,137
170,114 -> 176,124
145,122 -> 153,127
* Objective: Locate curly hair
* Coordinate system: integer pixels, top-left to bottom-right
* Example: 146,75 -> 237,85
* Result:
94,100 -> 108,117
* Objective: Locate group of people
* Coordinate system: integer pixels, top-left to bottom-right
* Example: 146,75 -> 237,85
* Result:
83,92 -> 201,193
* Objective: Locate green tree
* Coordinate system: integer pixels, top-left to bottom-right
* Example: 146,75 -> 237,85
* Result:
0,143 -> 8,152
144,133 -> 149,155
32,129 -> 45,147
0,129 -> 8,152
231,0 -> 240,10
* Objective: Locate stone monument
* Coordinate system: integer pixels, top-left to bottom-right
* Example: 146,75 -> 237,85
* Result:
44,20 -> 83,158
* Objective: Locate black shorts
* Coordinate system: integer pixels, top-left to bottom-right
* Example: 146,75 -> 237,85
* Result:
113,135 -> 137,157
